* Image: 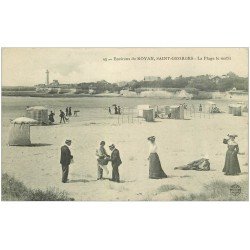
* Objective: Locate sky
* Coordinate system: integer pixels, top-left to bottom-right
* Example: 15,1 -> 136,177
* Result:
2,48 -> 248,86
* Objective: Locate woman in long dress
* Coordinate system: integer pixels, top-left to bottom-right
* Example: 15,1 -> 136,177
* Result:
147,136 -> 167,179
222,134 -> 241,175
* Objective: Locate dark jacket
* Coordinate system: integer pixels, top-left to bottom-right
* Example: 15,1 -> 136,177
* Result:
110,148 -> 122,167
60,145 -> 73,165
59,111 -> 65,118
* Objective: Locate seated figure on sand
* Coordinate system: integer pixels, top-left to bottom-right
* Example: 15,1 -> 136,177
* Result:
175,157 -> 210,171
48,111 -> 55,124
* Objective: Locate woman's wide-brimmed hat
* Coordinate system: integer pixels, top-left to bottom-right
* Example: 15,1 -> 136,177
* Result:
227,134 -> 238,138
147,136 -> 156,141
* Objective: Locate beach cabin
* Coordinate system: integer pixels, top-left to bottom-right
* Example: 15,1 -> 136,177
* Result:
228,104 -> 233,114
237,102 -> 248,112
143,109 -> 155,122
137,105 -> 154,117
228,104 -> 242,116
26,106 -> 49,125
8,117 -> 38,146
169,105 -> 184,119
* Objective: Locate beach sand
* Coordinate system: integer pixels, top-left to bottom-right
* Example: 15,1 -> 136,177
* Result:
1,102 -> 248,201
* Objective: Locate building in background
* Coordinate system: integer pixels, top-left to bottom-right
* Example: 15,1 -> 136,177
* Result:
143,76 -> 161,81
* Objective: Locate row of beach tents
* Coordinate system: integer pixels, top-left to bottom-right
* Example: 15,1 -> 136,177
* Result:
137,101 -> 248,122
8,102 -> 248,146
137,104 -> 184,122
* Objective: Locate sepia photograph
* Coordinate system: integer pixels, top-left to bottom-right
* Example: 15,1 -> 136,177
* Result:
1,47 -> 248,201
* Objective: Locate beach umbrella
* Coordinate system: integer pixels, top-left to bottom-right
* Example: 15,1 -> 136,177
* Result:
11,117 -> 39,124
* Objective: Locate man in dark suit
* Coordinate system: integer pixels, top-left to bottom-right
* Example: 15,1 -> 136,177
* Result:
59,110 -> 66,123
109,144 -> 122,182
60,139 -> 73,183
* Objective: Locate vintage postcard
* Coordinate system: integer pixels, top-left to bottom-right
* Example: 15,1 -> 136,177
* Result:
1,48 -> 248,201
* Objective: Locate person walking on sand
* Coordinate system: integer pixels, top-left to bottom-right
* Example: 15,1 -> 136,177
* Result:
222,134 -> 241,175
69,107 -> 72,116
60,139 -> 73,183
66,107 -> 69,116
147,136 -> 167,179
114,105 -> 118,115
109,144 -> 122,182
108,107 -> 112,114
199,104 -> 202,112
59,110 -> 66,123
96,141 -> 110,180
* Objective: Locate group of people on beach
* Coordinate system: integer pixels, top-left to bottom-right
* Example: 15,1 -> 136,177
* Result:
59,133 -> 241,184
48,109 -> 69,124
60,140 -> 122,183
48,107 -> 81,124
108,105 -> 121,115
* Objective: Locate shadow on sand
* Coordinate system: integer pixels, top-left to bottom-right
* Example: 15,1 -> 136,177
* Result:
69,179 -> 90,183
240,171 -> 248,175
29,143 -> 53,147
119,180 -> 136,183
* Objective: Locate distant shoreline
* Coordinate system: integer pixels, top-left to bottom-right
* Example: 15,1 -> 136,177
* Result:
2,91 -> 121,98
1,90 -> 248,101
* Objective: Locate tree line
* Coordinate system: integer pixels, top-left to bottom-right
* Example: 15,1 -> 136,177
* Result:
2,72 -> 248,93
76,72 -> 248,93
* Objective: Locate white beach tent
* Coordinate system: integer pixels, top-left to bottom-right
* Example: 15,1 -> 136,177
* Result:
169,105 -> 184,119
228,104 -> 242,116
26,106 -> 49,125
137,105 -> 154,117
8,117 -> 38,146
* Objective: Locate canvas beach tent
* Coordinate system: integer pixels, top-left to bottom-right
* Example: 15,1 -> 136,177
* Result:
228,104 -> 234,114
8,117 -> 39,146
169,105 -> 184,119
137,105 -> 153,117
26,106 -> 49,125
143,109 -> 155,122
228,104 -> 242,116
237,102 -> 248,112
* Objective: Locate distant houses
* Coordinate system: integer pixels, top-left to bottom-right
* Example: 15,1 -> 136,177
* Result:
144,76 -> 161,81
35,80 -> 76,94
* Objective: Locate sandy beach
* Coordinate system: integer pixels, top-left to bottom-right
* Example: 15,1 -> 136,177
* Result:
1,96 -> 248,201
